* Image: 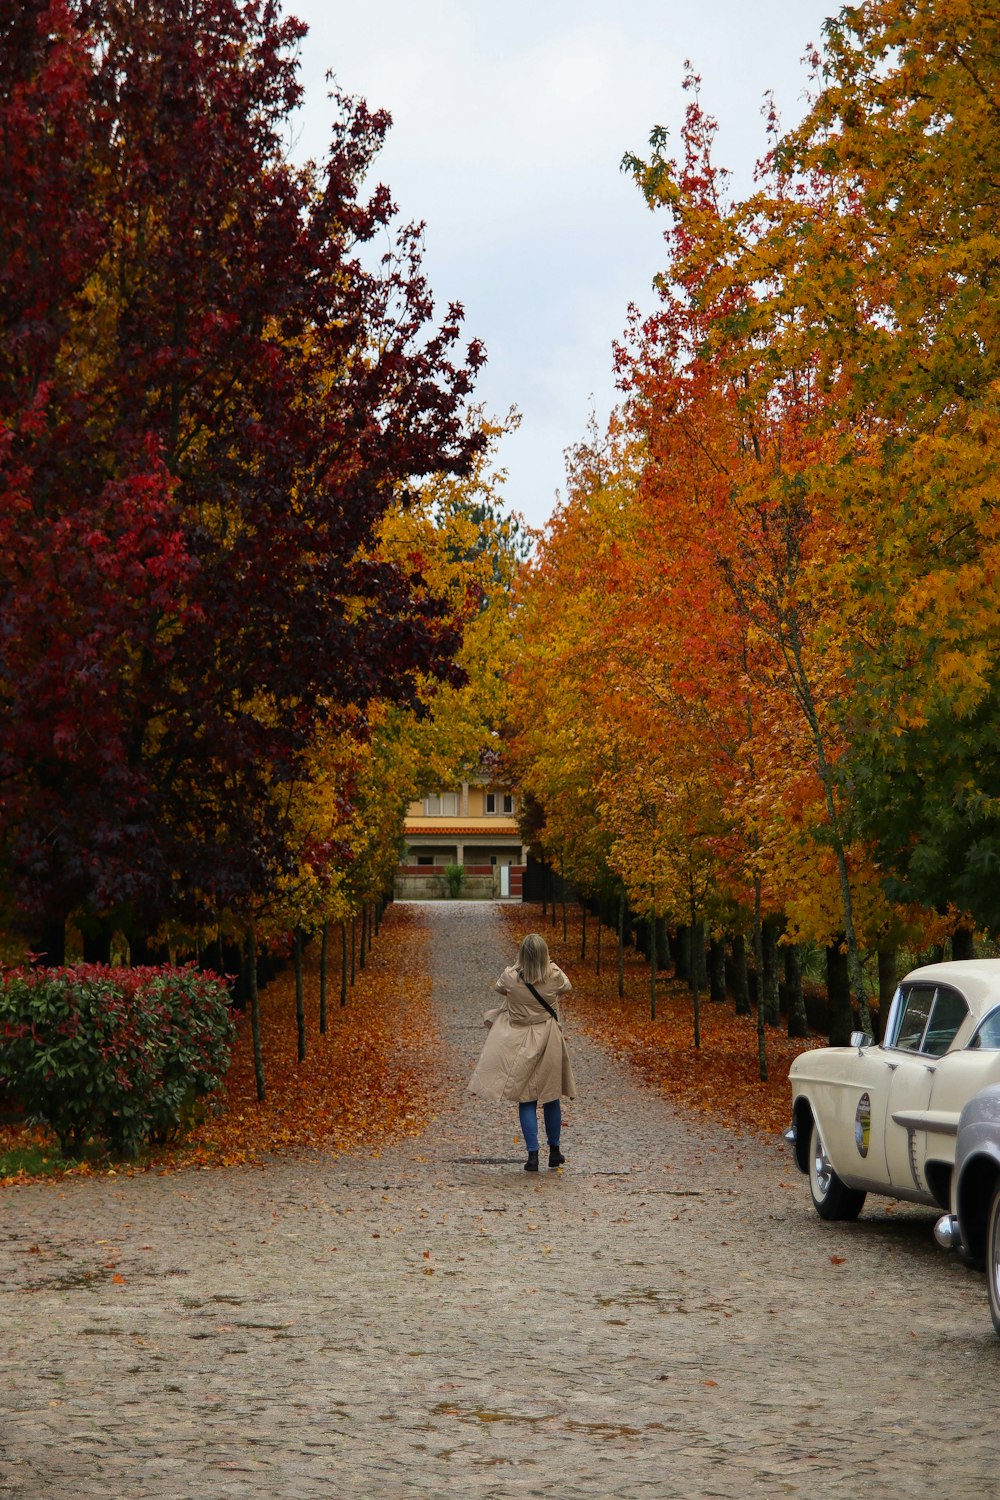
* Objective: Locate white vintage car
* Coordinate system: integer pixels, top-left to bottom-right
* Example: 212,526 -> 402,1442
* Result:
788,960 -> 1000,1222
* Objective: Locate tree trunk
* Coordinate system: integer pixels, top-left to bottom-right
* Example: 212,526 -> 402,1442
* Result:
826,940 -> 853,1046
689,919 -> 707,992
130,933 -> 169,967
783,943 -> 808,1039
708,938 -> 727,1003
690,897 -> 701,1050
293,927 -> 306,1063
319,922 -> 328,1035
753,876 -> 768,1081
214,939 -> 247,1002
673,924 -> 691,983
731,934 -> 752,1017
340,920 -> 348,1007
580,902 -> 587,961
761,917 -> 781,1027
596,913 -> 602,977
649,885 -> 657,1021
246,924 -> 265,1102
876,949 -> 896,1041
620,897 -> 635,950
785,629 -> 873,1036
38,916 -> 67,967
560,857 -> 567,943
617,892 -> 625,999
359,906 -> 368,970
952,926 -> 974,961
202,932 -> 221,974
350,917 -> 356,985
82,920 -> 113,965
656,917 -> 670,972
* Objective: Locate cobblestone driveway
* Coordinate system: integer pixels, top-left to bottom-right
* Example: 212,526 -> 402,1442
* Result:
2,903 -> 998,1499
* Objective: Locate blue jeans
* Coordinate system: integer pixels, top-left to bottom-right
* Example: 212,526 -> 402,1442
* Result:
518,1099 -> 561,1153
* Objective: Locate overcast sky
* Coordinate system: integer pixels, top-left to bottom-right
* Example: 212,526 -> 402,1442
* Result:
288,1 -> 835,530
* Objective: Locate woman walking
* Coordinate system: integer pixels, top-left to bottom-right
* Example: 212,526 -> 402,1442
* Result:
469,932 -> 576,1171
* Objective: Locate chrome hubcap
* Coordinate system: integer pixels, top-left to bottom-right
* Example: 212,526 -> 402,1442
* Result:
812,1134 -> 833,1198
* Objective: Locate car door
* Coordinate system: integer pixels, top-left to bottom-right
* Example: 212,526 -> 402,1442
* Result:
885,1056 -> 938,1191
885,985 -> 978,1194
922,1008 -> 1000,1173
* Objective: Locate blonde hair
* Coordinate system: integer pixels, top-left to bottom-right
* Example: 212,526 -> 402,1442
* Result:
517,932 -> 551,985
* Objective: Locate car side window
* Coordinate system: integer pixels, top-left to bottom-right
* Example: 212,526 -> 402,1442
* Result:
888,984 -> 968,1055
890,986 -> 935,1050
922,988 -> 968,1056
970,1007 -> 1000,1050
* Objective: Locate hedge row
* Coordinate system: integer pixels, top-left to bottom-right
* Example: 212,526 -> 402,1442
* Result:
0,964 -> 234,1158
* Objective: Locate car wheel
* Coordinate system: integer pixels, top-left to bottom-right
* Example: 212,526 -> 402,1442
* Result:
987,1179 -> 1000,1338
808,1118 -> 867,1221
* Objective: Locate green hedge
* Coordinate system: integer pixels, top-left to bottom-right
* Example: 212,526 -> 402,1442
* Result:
0,964 -> 234,1158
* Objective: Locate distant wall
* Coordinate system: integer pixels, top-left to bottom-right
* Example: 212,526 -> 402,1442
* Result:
394,864 -> 525,901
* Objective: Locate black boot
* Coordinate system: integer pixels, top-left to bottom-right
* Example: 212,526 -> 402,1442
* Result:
524,1150 -> 539,1172
548,1145 -> 565,1169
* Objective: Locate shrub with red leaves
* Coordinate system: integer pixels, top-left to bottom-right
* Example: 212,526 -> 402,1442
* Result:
0,965 -> 233,1157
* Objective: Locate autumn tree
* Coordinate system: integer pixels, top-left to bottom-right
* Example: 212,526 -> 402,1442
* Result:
514,19 -> 995,1057
763,2 -> 1000,938
0,0 -> 486,959
227,413 -> 524,1094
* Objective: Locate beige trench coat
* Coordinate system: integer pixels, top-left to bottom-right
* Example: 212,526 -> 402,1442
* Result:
467,963 -> 576,1105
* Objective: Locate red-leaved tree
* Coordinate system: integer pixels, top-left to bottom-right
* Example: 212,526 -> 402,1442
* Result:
0,0 -> 485,958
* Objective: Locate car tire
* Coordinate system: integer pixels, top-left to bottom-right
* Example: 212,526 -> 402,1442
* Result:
987,1179 -> 1000,1338
808,1118 -> 867,1221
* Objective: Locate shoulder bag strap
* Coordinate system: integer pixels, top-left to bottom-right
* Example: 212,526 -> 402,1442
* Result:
523,978 -> 560,1023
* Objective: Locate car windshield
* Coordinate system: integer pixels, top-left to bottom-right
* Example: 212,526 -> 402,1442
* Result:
970,1007 -> 1000,1050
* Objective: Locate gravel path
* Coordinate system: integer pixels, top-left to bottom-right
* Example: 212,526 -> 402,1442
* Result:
2,901 -> 998,1499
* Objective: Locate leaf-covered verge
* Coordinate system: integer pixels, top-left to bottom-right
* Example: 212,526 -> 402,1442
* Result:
0,904 -> 444,1186
500,905 -> 823,1136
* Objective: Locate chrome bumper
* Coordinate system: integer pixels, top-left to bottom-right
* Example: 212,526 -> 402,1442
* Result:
934,1213 -> 962,1251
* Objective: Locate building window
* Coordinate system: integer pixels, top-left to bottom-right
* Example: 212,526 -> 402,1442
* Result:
417,856 -> 434,866
503,793 -> 514,814
424,792 -> 459,816
485,791 -> 496,814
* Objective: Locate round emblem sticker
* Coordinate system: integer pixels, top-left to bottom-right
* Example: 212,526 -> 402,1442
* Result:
854,1093 -> 871,1158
